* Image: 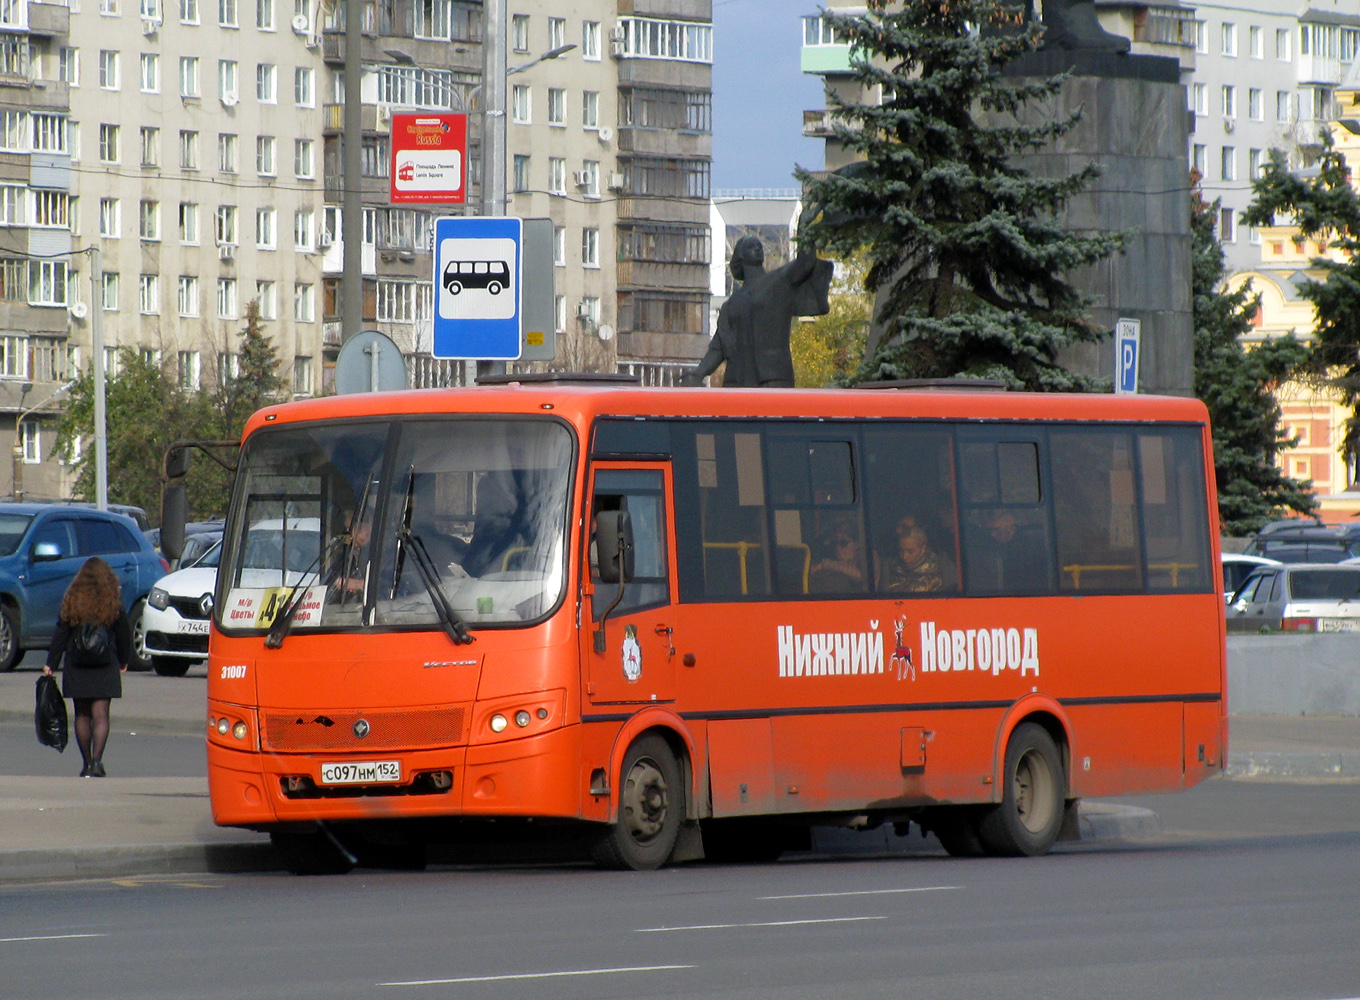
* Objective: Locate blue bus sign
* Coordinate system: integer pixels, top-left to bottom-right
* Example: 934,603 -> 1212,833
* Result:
1114,317 -> 1140,395
433,216 -> 522,360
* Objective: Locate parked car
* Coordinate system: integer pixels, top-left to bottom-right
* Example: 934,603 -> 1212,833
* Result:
145,520 -> 225,570
0,503 -> 167,671
1244,519 -> 1360,564
1221,553 -> 1282,602
1225,563 -> 1360,633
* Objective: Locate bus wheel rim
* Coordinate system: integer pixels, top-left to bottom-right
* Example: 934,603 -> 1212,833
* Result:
622,756 -> 668,843
1014,748 -> 1055,834
0,612 -> 11,661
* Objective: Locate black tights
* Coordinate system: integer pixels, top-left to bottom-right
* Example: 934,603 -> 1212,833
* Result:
72,698 -> 111,765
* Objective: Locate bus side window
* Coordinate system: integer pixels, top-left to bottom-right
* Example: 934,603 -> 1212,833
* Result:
1050,429 -> 1143,592
861,427 -> 961,595
1138,429 -> 1211,592
766,434 -> 865,596
591,469 -> 669,618
957,438 -> 1055,597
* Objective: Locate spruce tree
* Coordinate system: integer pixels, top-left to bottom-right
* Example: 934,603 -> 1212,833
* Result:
1241,137 -> 1360,474
796,0 -> 1125,390
1190,178 -> 1315,533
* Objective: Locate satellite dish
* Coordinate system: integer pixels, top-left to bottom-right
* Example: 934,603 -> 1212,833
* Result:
335,330 -> 407,394
597,323 -> 614,342
291,13 -> 309,32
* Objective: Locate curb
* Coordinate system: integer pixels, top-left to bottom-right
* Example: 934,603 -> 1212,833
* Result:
0,841 -> 279,883
0,709 -> 205,737
1226,751 -> 1360,780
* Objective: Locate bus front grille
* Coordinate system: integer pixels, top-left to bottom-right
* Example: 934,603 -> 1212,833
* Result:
262,707 -> 469,752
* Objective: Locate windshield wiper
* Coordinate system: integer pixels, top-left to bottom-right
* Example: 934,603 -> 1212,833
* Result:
263,536 -> 339,650
396,468 -> 474,646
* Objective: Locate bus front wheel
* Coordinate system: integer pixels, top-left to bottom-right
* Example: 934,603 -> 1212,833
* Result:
592,734 -> 683,871
977,723 -> 1065,857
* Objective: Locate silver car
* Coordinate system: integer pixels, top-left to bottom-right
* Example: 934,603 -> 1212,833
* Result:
1226,564 -> 1360,633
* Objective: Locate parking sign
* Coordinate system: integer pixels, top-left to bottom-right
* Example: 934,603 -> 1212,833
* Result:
1114,318 -> 1140,395
432,216 -> 522,360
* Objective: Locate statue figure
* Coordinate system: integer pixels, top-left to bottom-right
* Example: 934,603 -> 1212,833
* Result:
1037,0 -> 1130,51
683,222 -> 834,388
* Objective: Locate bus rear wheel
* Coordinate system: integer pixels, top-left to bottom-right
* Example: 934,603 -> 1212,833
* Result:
977,723 -> 1065,857
271,828 -> 356,876
592,734 -> 683,871
701,818 -> 786,864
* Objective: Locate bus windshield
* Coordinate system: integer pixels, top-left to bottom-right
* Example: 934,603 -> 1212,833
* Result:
217,417 -> 574,633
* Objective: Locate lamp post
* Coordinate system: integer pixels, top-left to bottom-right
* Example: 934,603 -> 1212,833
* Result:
12,379 -> 75,501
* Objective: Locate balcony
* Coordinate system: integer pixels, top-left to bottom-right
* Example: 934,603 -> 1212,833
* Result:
802,109 -> 840,139
322,103 -> 379,134
1299,54 -> 1345,86
801,42 -> 853,76
26,1 -> 68,36
322,32 -> 344,64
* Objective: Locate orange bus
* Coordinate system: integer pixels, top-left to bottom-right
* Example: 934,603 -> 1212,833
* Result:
176,376 -> 1226,873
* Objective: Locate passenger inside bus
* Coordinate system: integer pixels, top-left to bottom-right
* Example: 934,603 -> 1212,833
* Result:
963,507 -> 1052,595
879,517 -> 945,593
809,525 -> 866,593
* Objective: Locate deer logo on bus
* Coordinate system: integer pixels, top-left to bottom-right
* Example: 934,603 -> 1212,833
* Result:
891,618 -> 914,681
443,259 -> 510,296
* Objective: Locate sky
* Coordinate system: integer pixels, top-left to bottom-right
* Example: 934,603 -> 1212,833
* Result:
711,0 -> 827,192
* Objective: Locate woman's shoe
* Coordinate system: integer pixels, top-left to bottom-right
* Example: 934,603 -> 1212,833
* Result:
78,763 -> 92,777
91,761 -> 106,777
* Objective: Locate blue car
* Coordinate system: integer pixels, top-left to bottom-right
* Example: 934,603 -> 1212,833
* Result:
0,503 -> 168,672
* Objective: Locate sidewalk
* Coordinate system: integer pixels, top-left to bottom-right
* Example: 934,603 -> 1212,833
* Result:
0,664 -> 1356,882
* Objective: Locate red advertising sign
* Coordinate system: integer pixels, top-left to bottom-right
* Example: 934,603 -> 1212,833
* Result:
389,113 -> 467,205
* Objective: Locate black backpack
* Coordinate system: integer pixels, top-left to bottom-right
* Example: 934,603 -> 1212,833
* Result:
69,622 -> 112,667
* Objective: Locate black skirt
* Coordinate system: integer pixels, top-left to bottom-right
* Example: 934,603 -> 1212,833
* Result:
61,660 -> 122,700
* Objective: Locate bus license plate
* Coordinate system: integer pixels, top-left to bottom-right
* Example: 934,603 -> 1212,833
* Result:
320,761 -> 401,785
178,620 -> 211,634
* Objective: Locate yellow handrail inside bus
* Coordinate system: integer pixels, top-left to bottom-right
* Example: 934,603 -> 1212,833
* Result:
777,543 -> 811,594
1063,562 -> 1198,589
501,546 -> 532,572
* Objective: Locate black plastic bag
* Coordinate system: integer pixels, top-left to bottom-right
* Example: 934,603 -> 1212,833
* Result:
35,674 -> 67,752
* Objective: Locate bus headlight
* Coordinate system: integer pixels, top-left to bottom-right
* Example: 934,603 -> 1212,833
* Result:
232,722 -> 248,740
148,587 -> 170,611
490,713 -> 508,733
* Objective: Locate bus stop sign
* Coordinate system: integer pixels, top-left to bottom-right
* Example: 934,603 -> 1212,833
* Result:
433,216 -> 522,360
1114,317 -> 1140,395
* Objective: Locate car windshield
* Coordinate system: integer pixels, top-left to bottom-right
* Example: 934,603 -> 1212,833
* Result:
1289,569 -> 1360,601
217,417 -> 574,632
0,514 -> 32,556
192,541 -> 222,568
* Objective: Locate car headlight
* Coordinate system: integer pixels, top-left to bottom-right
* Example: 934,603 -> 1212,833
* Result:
148,587 -> 170,611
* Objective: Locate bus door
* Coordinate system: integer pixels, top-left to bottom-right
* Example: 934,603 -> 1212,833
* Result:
582,465 -> 678,707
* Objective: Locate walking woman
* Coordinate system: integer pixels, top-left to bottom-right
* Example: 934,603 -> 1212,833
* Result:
41,557 -> 132,777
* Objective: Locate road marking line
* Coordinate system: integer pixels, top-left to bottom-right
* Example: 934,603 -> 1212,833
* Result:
0,933 -> 106,944
759,886 -> 961,900
637,916 -> 886,933
380,965 -> 693,986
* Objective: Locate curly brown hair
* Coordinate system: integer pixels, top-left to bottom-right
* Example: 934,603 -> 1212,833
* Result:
60,557 -> 124,625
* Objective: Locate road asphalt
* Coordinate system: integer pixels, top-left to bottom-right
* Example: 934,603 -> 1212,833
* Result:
1,656 -> 1356,883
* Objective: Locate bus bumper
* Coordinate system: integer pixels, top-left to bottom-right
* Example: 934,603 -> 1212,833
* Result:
207,724 -> 586,828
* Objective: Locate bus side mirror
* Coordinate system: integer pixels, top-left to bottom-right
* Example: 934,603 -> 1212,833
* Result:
161,482 -> 188,562
164,445 -> 191,480
595,510 -> 633,584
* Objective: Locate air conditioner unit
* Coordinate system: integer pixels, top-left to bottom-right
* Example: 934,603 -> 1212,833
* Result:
376,105 -> 391,131
221,93 -> 239,108
304,34 -> 319,48
610,39 -> 625,57
141,17 -> 159,34
610,24 -> 625,41
597,126 -> 613,144
318,230 -> 333,248
1223,116 -> 1236,133
218,243 -> 237,260
68,300 -> 89,320
291,13 -> 309,33
572,170 -> 591,187
606,171 -> 624,191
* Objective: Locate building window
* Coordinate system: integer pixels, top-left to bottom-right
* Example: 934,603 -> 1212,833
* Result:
139,273 -> 159,314
1277,27 -> 1291,61
619,156 -> 709,199
1249,25 -> 1263,59
256,279 -> 276,318
0,258 -> 24,300
548,157 -> 565,195
180,0 -> 197,22
140,53 -> 158,92
179,129 -> 199,169
361,135 -> 389,177
1248,88 -> 1262,121
256,135 -> 275,176
376,280 -> 414,322
554,294 -> 566,333
217,277 -> 237,318
59,47 -> 79,85
141,348 -> 162,367
1194,20 -> 1206,54
582,20 -> 600,60
218,59 -> 238,101
177,350 -> 201,390
29,262 -> 67,306
1219,207 -> 1236,242
216,204 -> 237,244
1277,90 -> 1292,123
293,355 -> 312,395
98,123 -> 119,162
1249,148 -> 1264,179
547,87 -> 565,126
218,0 -> 236,27
0,113 -> 24,153
99,50 -> 119,90
450,0 -> 480,41
99,198 -> 120,238
511,84 -> 530,124
1221,146 -> 1236,181
255,0 -> 272,29
256,206 -> 275,248
0,184 -> 23,225
1191,144 -> 1206,173
34,114 -> 68,154
101,272 -> 118,310
179,202 -> 198,243
619,87 -> 712,132
1192,83 -> 1207,116
511,12 -> 528,52
582,227 -> 599,268
293,209 -> 313,250
177,275 -> 198,316
293,282 -> 314,322
31,191 -> 69,229
21,421 -> 39,464
414,0 -> 449,39
580,296 -> 600,326
138,199 -> 159,240
617,17 -> 713,63
218,133 -> 237,173
139,126 -> 159,167
618,291 -> 706,335
101,0 -> 119,14
294,138 -> 313,177
553,225 -> 565,266
1220,22 -> 1236,56
580,159 -> 599,197
1222,85 -> 1236,118
257,63 -> 276,102
294,66 -> 313,106
179,56 -> 199,97
513,154 -> 530,192
582,90 -> 599,129
547,15 -> 565,50
617,223 -> 711,264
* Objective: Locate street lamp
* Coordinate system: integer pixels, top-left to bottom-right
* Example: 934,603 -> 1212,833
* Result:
12,379 -> 75,501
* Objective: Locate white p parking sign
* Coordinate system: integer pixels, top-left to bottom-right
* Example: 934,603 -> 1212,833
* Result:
1114,317 -> 1140,395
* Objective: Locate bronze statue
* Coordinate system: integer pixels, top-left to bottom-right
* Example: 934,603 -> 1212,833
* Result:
1036,0 -> 1130,51
683,224 -> 834,388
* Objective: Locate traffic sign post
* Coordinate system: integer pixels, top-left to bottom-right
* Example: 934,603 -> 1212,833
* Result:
433,215 -> 523,360
390,114 -> 467,205
1114,317 -> 1141,395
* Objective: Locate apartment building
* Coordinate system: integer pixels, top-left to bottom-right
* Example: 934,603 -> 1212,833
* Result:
0,0 -> 75,498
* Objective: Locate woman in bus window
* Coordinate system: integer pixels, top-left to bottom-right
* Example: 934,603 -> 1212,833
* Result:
880,518 -> 944,593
